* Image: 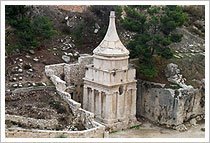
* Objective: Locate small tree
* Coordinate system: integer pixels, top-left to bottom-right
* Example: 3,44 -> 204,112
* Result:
31,15 -> 57,41
5,5 -> 56,52
120,5 -> 187,77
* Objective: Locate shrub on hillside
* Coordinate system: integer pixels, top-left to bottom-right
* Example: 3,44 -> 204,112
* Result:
120,5 -> 187,78
5,5 -> 56,53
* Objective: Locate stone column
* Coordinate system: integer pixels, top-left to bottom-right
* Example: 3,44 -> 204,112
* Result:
83,86 -> 88,110
117,91 -> 125,120
116,92 -> 120,119
112,92 -> 117,119
98,91 -> 102,117
131,89 -> 137,118
90,89 -> 95,113
105,93 -> 112,121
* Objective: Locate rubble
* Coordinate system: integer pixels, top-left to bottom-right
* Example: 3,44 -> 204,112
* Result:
65,16 -> 69,20
29,50 -> 35,54
190,118 -> 197,126
174,124 -> 187,132
12,77 -> 17,82
18,83 -> 23,88
33,58 -> 39,62
68,53 -> 73,56
62,55 -> 70,63
165,63 -> 192,88
18,69 -> 23,73
25,55 -> 31,58
12,84 -> 18,88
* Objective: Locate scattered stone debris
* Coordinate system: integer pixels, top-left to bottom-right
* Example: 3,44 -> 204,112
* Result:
65,16 -> 69,20
94,29 -> 99,34
174,55 -> 181,59
18,83 -> 23,88
25,55 -> 31,58
33,57 -> 39,62
62,46 -> 70,51
68,53 -> 73,56
174,124 -> 188,132
18,69 -> 23,73
12,77 -> 17,82
62,55 -> 70,63
12,84 -> 18,88
29,69 -> 33,72
29,50 -> 35,54
190,118 -> 197,126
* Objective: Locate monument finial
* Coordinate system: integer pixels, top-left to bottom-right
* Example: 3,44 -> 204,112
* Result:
93,11 -> 129,57
110,11 -> 115,17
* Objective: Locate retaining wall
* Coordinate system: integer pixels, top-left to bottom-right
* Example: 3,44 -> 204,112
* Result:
5,86 -> 105,138
45,54 -> 93,103
6,121 -> 105,138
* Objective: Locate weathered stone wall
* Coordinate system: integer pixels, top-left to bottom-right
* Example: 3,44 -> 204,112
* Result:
64,54 -> 93,85
6,121 -> 105,138
136,80 -> 205,127
45,54 -> 93,103
45,63 -> 66,79
50,75 -> 67,92
6,114 -> 58,130
64,54 -> 93,103
44,62 -> 106,135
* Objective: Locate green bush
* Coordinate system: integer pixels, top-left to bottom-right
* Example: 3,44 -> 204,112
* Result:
139,64 -> 158,78
72,24 -> 84,39
72,23 -> 85,45
6,45 -> 13,54
5,5 -> 56,52
31,15 -> 57,40
170,33 -> 183,42
121,5 -> 187,78
55,134 -> 67,138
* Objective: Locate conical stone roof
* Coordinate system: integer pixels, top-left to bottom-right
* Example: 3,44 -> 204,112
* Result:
93,11 -> 129,57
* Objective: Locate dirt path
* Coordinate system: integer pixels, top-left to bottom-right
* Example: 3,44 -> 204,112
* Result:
110,121 -> 205,138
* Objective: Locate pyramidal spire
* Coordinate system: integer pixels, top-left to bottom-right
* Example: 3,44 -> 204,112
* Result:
93,11 -> 129,57
103,11 -> 120,42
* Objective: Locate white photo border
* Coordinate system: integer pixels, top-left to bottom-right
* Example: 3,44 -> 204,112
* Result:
1,1 -> 209,142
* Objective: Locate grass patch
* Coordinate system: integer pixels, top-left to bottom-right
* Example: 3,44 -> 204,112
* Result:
111,130 -> 119,134
55,134 -> 67,138
129,125 -> 141,129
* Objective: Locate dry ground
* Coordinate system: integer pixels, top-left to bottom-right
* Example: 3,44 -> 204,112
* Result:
110,120 -> 205,138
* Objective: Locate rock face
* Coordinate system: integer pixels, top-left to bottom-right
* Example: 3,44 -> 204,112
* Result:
165,63 -> 190,88
136,80 -> 205,128
137,63 -> 204,130
165,63 -> 180,78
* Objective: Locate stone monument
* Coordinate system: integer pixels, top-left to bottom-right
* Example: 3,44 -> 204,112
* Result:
83,11 -> 138,131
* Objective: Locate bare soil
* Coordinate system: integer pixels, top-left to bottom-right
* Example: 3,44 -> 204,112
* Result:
56,5 -> 88,13
5,89 -> 85,131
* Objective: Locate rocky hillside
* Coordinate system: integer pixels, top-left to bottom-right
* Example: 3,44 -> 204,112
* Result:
5,5 -> 205,91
